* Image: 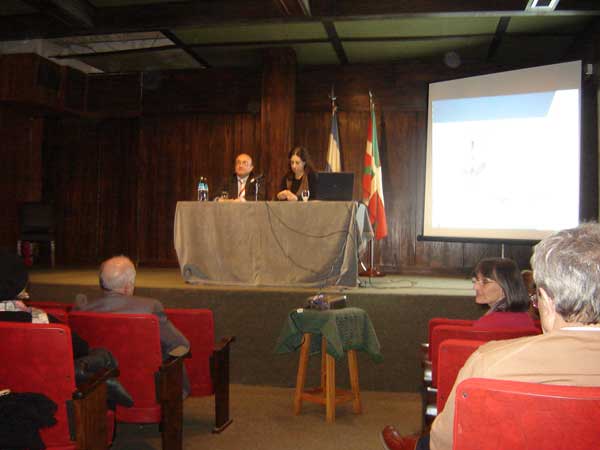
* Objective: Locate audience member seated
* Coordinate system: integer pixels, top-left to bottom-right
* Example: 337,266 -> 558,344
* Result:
470,258 -> 535,329
0,251 -> 88,358
276,146 -> 317,201
0,251 -> 132,409
73,255 -> 191,396
381,223 -> 600,450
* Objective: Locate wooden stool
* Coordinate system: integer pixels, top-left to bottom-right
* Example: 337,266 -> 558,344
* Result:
293,333 -> 362,423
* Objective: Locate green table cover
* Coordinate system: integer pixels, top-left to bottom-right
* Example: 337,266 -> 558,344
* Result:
274,307 -> 383,362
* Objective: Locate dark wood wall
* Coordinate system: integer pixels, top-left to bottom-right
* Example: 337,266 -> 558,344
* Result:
1,53 -> 597,273
0,106 -> 43,250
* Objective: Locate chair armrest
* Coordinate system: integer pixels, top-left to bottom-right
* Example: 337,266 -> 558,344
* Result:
163,350 -> 191,370
214,336 -> 236,354
72,367 -> 118,450
74,367 -> 119,400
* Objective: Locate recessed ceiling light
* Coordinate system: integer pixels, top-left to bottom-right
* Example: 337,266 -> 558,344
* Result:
525,0 -> 560,11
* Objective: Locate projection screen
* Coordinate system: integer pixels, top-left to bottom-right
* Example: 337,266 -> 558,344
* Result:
423,60 -> 582,242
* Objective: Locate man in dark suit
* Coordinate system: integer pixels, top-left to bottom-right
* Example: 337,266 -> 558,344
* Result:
73,255 -> 190,394
217,153 -> 265,201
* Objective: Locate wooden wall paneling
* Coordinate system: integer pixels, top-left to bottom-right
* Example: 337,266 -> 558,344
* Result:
95,118 -> 139,261
293,111 -> 329,174
260,48 -> 296,199
142,69 -> 262,114
136,113 -> 260,265
379,110 -> 422,271
87,73 -> 141,115
0,106 -> 43,250
44,118 -> 101,263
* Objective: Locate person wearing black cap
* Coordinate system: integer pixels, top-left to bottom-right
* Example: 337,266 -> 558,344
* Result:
0,251 -> 133,408
0,251 -> 89,358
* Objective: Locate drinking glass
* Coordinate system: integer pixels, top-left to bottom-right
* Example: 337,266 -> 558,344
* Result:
221,191 -> 229,200
301,189 -> 310,202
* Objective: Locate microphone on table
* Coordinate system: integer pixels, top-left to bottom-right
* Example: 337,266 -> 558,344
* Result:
249,174 -> 264,184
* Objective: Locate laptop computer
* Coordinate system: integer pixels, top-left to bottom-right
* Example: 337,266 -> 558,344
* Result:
315,172 -> 354,201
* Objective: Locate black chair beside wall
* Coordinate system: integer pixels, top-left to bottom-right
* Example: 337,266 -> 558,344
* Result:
17,202 -> 56,267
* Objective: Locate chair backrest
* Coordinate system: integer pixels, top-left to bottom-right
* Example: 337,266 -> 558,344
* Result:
427,318 -> 475,360
27,301 -> 72,324
68,311 -> 163,423
19,202 -> 55,233
436,339 -> 485,412
454,378 -> 600,450
28,301 -> 73,312
430,325 -> 539,387
165,308 -> 214,396
0,322 -> 76,449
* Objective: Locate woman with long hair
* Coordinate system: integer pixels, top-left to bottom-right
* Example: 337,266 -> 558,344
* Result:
471,257 -> 535,328
276,146 -> 317,201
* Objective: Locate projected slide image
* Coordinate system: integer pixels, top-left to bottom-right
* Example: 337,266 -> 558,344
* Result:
430,89 -> 579,232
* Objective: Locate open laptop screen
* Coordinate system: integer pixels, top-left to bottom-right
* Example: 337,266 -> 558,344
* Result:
314,172 -> 354,201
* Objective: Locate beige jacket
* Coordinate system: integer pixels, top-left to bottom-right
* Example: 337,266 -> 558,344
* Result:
431,329 -> 600,450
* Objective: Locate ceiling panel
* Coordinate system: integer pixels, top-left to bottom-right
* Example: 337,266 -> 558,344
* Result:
0,1 -> 38,16
507,15 -> 593,34
195,42 -> 337,67
494,35 -> 577,63
335,17 -> 499,38
344,36 -> 491,64
78,47 -> 201,72
174,23 -> 327,45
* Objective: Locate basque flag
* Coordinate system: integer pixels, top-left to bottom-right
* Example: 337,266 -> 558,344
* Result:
362,104 -> 388,240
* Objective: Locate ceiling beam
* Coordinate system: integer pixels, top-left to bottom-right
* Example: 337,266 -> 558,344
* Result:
161,30 -> 211,69
21,0 -> 95,29
486,16 -> 510,60
323,21 -> 348,64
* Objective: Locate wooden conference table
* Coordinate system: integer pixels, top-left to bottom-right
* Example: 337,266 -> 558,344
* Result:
174,201 -> 373,287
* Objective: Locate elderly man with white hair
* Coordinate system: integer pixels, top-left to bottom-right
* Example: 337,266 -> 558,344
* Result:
74,255 -> 190,394
381,223 -> 600,450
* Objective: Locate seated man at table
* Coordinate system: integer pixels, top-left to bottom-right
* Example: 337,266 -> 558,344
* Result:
73,255 -> 191,396
217,152 -> 265,201
380,223 -> 600,450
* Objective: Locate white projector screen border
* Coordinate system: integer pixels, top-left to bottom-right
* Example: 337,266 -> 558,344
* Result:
422,60 -> 582,242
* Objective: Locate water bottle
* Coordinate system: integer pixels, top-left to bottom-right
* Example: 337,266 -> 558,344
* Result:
197,177 -> 209,201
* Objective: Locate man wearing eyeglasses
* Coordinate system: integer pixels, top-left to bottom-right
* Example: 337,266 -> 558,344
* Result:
381,223 -> 600,450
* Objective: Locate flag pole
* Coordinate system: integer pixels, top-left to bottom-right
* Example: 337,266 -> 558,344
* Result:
360,91 -> 385,278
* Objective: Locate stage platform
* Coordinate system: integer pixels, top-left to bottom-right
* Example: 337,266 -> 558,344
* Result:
28,267 -> 482,393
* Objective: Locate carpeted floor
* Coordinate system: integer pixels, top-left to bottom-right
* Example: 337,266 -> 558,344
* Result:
111,384 -> 421,450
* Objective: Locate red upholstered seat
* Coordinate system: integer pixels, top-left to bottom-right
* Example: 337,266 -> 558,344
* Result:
430,325 -> 539,389
68,312 -> 164,423
454,378 -> 600,450
165,308 -> 234,433
0,322 -> 114,450
426,318 -> 475,361
68,311 -> 187,449
165,308 -> 215,396
27,301 -> 72,324
436,339 -> 485,413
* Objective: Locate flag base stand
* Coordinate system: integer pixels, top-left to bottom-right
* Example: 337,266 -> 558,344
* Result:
359,267 -> 385,277
359,240 -> 386,277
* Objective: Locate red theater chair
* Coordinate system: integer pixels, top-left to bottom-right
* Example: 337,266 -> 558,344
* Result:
436,339 -> 485,413
165,308 -> 235,433
27,301 -> 72,323
0,321 -> 116,450
430,325 -> 539,391
423,325 -> 539,429
68,312 -> 187,450
454,378 -> 600,450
